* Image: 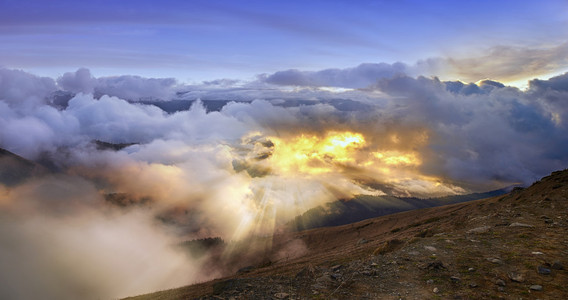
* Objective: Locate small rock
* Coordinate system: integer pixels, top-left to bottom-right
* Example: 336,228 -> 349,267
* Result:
509,222 -> 534,228
295,265 -> 316,278
357,238 -> 368,245
495,279 -> 506,286
467,226 -> 491,234
424,246 -> 437,252
537,266 -> 551,275
274,292 -> 289,299
426,261 -> 445,270
468,267 -> 475,272
450,276 -> 461,282
532,251 -> 544,255
487,258 -> 503,264
316,274 -> 334,284
530,285 -> 543,291
361,270 -> 373,276
469,282 -> 478,288
426,279 -> 434,284
408,251 -> 420,256
508,272 -> 525,282
370,262 -> 378,267
331,265 -> 342,272
433,287 -> 439,293
552,261 -> 564,270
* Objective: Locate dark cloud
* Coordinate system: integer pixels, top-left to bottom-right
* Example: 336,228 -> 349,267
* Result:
369,74 -> 568,188
57,68 -> 97,94
262,62 -> 408,88
529,72 -> 568,93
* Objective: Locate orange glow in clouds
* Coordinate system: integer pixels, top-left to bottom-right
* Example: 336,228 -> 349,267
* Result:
268,131 -> 365,174
266,131 -> 423,176
229,130 -> 465,241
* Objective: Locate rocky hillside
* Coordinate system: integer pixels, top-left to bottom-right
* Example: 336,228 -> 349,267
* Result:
127,169 -> 568,299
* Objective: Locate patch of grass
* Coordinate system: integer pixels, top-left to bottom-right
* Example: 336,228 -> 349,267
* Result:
424,216 -> 444,224
373,239 -> 404,255
408,237 -> 420,244
523,262 -> 534,269
415,228 -> 435,238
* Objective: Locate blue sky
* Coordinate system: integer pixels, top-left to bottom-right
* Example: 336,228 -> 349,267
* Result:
1,0 -> 567,84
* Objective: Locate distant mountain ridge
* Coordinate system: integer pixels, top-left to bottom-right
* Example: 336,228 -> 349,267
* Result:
0,148 -> 48,186
288,187 -> 515,231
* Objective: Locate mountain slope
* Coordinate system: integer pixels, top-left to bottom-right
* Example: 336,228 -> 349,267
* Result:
289,187 -> 513,231
127,169 -> 568,299
0,148 -> 47,186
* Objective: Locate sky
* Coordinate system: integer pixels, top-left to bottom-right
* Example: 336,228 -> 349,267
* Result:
1,0 -> 568,84
2,1 -> 568,299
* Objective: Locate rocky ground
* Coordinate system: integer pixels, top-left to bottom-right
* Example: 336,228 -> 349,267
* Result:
127,170 -> 568,299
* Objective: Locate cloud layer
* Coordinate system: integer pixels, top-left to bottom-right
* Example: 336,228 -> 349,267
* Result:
260,43 -> 568,88
1,67 -> 568,298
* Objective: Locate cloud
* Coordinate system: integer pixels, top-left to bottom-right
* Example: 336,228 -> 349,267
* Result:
445,42 -> 568,83
3,67 -> 568,190
56,68 -> 179,101
57,68 -> 97,94
369,73 -> 568,188
94,75 -> 178,101
0,68 -> 56,108
1,68 -> 568,298
261,62 -> 408,88
260,42 -> 568,89
0,176 -> 203,300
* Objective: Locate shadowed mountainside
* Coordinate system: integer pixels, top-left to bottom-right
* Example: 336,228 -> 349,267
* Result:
0,148 -> 48,186
289,187 -> 513,231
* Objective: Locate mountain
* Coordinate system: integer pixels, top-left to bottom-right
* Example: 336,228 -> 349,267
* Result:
289,187 -> 513,231
126,169 -> 568,299
0,148 -> 48,186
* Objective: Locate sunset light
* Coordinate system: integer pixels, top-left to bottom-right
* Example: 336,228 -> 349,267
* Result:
1,1 -> 568,299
